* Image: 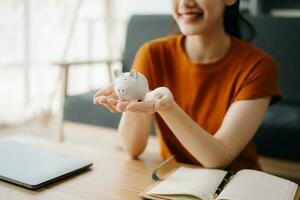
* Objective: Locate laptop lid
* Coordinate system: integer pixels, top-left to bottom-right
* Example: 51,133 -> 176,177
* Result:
0,141 -> 92,190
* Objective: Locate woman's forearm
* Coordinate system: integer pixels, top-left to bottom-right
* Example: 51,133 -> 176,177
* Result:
157,102 -> 232,168
118,111 -> 152,159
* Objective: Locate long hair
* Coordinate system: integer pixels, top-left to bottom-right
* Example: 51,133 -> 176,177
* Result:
224,0 -> 255,42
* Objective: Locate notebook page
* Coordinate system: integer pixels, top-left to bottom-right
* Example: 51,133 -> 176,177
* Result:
216,169 -> 298,200
148,167 -> 227,200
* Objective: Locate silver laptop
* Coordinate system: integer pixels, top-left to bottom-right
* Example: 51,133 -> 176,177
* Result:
0,141 -> 92,190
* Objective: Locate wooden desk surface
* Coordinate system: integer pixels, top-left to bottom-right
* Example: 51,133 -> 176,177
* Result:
0,122 -> 163,200
0,122 -> 299,200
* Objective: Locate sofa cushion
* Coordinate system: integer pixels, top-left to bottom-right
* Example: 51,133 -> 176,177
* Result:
245,16 -> 300,102
254,101 -> 300,161
64,90 -> 121,128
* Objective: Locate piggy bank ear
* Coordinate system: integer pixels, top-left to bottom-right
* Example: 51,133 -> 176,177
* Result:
113,69 -> 122,78
129,70 -> 138,80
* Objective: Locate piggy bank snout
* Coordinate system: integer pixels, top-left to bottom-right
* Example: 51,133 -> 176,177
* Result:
115,85 -> 127,95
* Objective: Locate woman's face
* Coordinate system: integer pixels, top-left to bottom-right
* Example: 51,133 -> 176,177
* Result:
171,0 -> 234,36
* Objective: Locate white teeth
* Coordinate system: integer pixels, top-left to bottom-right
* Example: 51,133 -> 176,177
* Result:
182,14 -> 197,20
181,13 -> 202,20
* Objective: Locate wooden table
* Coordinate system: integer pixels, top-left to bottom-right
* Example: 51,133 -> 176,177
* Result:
0,122 -> 164,200
0,122 -> 299,200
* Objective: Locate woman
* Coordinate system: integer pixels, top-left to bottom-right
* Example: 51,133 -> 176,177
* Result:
94,0 -> 281,172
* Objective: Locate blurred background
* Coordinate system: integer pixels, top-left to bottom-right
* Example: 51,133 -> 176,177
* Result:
0,0 -> 299,128
0,0 -> 173,127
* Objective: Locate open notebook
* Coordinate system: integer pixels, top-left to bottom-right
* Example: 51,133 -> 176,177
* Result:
140,167 -> 299,200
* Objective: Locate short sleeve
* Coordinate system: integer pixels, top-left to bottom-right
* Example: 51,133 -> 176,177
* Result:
234,57 -> 282,105
131,43 -> 155,90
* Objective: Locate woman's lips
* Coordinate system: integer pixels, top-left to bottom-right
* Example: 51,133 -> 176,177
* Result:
179,12 -> 204,24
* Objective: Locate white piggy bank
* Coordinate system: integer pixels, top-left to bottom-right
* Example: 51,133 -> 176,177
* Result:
113,69 -> 149,101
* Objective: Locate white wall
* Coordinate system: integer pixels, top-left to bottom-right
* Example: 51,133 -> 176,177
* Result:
116,0 -> 172,17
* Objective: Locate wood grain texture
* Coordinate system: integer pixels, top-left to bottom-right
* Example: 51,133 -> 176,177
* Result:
0,122 -> 299,200
0,122 -> 162,200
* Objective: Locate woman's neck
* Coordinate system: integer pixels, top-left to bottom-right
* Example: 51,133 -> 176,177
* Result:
184,31 -> 231,64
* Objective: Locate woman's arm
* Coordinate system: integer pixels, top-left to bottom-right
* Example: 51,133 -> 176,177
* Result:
157,97 -> 271,168
94,84 -> 152,159
118,111 -> 152,159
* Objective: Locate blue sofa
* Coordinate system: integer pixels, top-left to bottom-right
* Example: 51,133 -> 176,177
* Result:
245,16 -> 300,162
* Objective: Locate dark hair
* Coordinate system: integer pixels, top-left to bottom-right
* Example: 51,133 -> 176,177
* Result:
224,0 -> 255,42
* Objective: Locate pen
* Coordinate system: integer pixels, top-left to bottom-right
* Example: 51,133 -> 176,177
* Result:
213,171 -> 235,198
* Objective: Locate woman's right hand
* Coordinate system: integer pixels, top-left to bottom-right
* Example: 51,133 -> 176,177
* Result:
93,84 -> 119,112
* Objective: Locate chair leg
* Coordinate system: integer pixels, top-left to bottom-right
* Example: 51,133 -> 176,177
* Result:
55,66 -> 69,142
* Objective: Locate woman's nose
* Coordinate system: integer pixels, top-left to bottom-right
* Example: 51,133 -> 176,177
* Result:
180,0 -> 196,8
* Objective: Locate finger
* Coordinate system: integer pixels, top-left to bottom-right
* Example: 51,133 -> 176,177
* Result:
94,84 -> 114,98
116,101 -> 130,112
107,104 -> 118,113
154,99 -> 163,111
155,93 -> 164,99
155,97 -> 173,110
127,102 -> 155,113
144,91 -> 163,102
93,96 -> 102,104
94,96 -> 108,105
94,94 -> 119,106
103,102 -> 118,112
94,96 -> 118,112
107,99 -> 118,107
94,89 -> 112,98
106,99 -> 119,112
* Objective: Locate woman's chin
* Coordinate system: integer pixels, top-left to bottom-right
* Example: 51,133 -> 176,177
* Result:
180,27 -> 204,36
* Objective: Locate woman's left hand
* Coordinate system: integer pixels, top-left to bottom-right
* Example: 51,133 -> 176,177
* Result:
115,87 -> 174,113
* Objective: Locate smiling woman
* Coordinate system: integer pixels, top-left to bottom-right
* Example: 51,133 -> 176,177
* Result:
94,0 -> 282,172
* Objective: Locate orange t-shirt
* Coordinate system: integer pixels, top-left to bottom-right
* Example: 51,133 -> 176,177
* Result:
132,34 -> 281,172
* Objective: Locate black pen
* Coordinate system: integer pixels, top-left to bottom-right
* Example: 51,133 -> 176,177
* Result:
213,171 -> 235,198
